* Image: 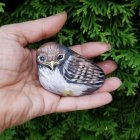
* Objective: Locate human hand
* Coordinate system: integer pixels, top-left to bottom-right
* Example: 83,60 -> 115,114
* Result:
0,12 -> 122,132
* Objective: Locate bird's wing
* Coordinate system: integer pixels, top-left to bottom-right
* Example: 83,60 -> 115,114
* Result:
63,54 -> 105,87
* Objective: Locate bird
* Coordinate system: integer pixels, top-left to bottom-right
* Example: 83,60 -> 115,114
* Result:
36,42 -> 105,96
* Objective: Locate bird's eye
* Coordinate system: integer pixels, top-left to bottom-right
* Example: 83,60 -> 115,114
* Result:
39,56 -> 45,62
58,54 -> 64,60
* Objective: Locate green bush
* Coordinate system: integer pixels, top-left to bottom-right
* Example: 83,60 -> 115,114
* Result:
0,0 -> 140,140
0,2 -> 5,13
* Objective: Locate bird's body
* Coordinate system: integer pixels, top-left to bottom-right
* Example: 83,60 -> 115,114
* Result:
38,64 -> 89,96
37,42 -> 105,96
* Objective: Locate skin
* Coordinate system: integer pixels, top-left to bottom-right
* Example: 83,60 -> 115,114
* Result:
0,12 -> 122,132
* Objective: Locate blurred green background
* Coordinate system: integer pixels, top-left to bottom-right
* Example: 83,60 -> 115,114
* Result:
0,0 -> 140,140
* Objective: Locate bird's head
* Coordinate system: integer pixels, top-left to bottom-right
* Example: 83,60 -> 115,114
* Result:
36,42 -> 67,70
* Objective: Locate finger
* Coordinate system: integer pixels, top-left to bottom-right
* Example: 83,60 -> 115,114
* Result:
71,42 -> 111,58
55,92 -> 112,112
95,77 -> 122,93
97,60 -> 117,75
1,12 -> 67,46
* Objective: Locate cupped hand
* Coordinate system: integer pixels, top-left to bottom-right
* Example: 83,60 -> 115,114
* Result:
0,12 -> 122,132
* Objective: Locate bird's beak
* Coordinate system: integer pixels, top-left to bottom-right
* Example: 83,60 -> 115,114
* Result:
46,61 -> 58,70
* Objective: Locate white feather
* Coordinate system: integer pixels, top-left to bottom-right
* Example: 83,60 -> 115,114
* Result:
38,66 -> 89,96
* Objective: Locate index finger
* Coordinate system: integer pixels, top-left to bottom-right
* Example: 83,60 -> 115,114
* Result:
71,42 -> 111,58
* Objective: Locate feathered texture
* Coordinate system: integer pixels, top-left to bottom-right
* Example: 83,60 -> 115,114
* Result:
63,54 -> 104,85
37,42 -> 64,62
37,42 -> 105,96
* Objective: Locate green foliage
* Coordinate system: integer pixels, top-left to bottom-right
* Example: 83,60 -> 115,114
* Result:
0,0 -> 140,140
0,2 -> 5,13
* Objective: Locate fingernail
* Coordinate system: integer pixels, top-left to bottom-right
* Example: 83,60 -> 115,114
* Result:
117,78 -> 122,87
55,11 -> 67,16
100,42 -> 112,51
107,43 -> 112,51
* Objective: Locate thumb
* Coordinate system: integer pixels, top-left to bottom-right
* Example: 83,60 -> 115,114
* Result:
1,12 -> 67,46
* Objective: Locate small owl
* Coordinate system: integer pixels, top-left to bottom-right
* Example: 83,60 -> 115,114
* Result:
36,42 -> 105,96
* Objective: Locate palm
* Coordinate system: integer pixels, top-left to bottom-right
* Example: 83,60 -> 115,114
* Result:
0,39 -> 60,121
0,12 -> 121,131
0,41 -> 33,87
